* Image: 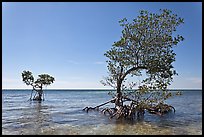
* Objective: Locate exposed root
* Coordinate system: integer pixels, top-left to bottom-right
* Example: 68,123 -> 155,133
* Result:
83,107 -> 96,112
101,107 -> 115,116
83,96 -> 176,120
147,103 -> 176,116
83,98 -> 116,113
169,105 -> 176,113
108,105 -> 140,120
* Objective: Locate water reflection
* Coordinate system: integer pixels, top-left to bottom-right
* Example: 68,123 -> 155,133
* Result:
31,101 -> 51,126
14,101 -> 51,134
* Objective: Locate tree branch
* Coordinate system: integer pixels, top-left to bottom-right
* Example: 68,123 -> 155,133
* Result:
121,66 -> 147,81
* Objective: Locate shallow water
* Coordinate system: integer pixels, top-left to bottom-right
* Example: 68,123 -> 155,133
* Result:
2,89 -> 202,135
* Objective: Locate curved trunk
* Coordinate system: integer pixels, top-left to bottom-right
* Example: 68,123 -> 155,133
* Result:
114,66 -> 147,108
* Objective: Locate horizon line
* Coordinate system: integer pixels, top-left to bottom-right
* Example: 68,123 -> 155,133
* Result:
2,88 -> 202,90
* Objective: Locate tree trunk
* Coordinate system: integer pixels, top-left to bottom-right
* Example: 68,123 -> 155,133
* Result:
115,79 -> 123,108
114,66 -> 147,108
38,91 -> 43,100
33,85 -> 43,101
33,90 -> 43,101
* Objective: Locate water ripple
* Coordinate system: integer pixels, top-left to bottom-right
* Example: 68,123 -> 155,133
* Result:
2,90 -> 202,135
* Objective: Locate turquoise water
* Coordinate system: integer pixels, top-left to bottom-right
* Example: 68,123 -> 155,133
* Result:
2,89 -> 202,135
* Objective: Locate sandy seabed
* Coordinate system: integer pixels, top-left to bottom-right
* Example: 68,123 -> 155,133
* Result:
2,121 -> 202,135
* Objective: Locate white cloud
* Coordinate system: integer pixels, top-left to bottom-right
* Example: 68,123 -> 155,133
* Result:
3,75 -> 202,90
2,78 -> 31,89
69,76 -> 83,80
186,77 -> 202,84
94,61 -> 105,65
67,60 -> 79,65
2,78 -> 19,83
169,76 -> 202,89
2,77 -> 107,89
50,80 -> 106,89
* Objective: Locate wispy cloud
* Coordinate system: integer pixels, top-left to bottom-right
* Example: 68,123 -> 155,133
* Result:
69,76 -> 83,80
186,77 -> 202,84
67,60 -> 79,65
2,78 -> 20,83
50,80 -> 105,89
169,76 -> 202,89
66,60 -> 105,65
94,61 -> 105,65
2,78 -> 29,89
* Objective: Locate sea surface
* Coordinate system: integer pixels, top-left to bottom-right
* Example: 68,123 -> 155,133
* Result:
2,89 -> 202,135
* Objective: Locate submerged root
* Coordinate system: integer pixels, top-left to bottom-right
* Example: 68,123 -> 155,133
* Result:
83,96 -> 176,120
108,105 -> 141,120
83,107 -> 97,112
147,103 -> 176,116
168,105 -> 176,113
83,98 -> 115,113
101,108 -> 115,116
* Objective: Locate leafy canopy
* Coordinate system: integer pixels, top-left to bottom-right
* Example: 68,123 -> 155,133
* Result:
102,9 -> 184,92
22,70 -> 55,88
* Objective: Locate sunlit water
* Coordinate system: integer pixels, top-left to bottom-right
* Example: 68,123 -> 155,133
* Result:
2,89 -> 202,135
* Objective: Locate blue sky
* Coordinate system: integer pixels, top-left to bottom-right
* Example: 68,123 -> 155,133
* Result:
2,2 -> 202,89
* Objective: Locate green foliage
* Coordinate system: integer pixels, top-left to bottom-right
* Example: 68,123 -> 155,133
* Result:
35,74 -> 55,86
22,70 -> 34,85
22,70 -> 55,88
102,9 -> 184,103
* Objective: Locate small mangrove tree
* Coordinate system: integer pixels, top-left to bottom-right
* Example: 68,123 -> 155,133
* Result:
22,70 -> 55,101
